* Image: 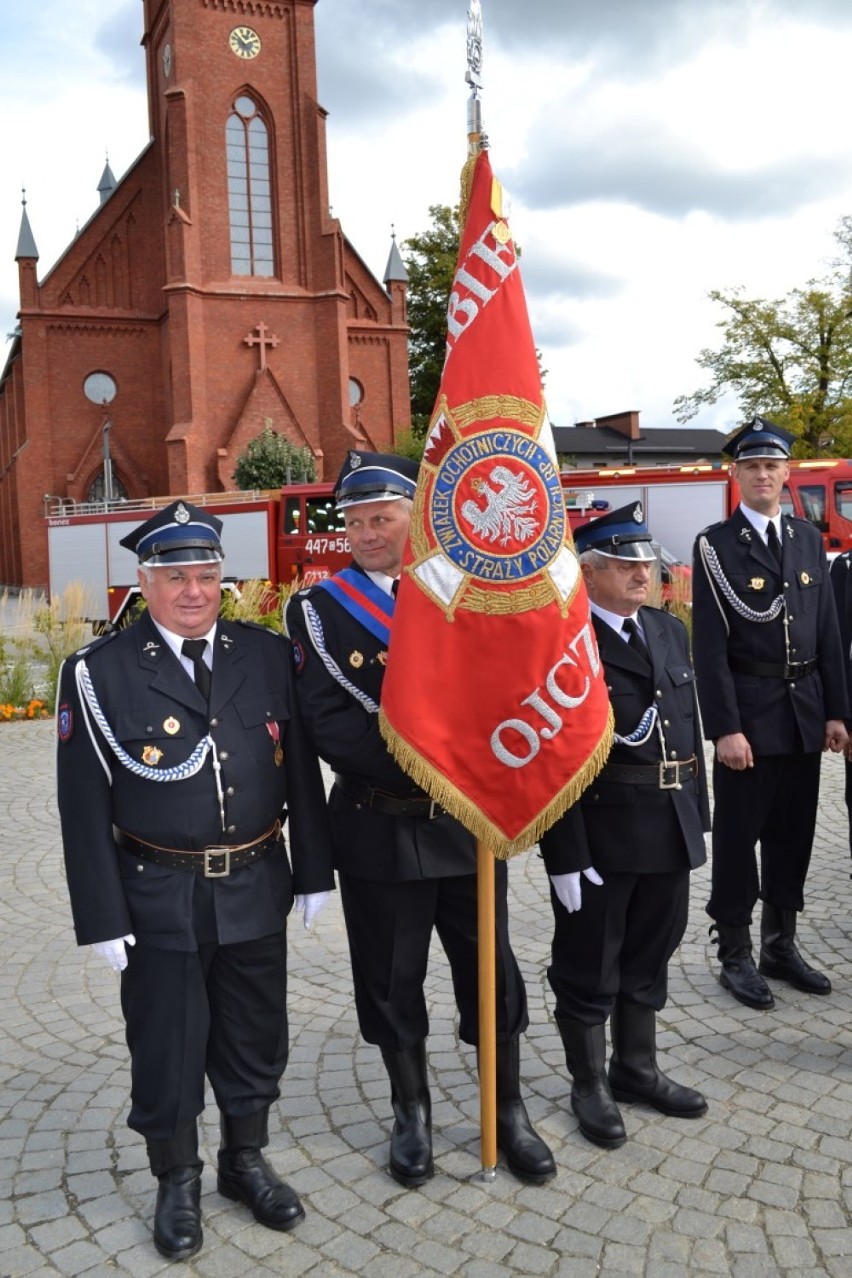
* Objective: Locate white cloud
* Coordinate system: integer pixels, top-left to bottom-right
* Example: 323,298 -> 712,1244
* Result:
3,0 -> 852,440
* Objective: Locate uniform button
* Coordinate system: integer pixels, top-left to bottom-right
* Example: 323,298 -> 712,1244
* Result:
227,824 -> 236,834
791,648 -> 797,654
784,581 -> 790,589
663,719 -> 671,727
265,710 -> 272,718
146,726 -> 153,734
137,864 -> 144,873
210,717 -> 219,727
656,689 -> 662,697
220,751 -> 229,761
670,750 -> 678,758
788,615 -> 794,622
226,786 -> 235,797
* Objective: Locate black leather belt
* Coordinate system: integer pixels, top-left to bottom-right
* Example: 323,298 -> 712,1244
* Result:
730,657 -> 817,680
333,775 -> 445,818
601,758 -> 698,789
116,821 -> 282,878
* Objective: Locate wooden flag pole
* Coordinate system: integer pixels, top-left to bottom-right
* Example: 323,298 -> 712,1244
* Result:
476,840 -> 498,1178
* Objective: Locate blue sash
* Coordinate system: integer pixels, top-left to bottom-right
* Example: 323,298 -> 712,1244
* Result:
318,568 -> 394,646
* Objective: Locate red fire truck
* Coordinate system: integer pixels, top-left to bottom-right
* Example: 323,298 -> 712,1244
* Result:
44,484 -> 349,628
46,457 -> 852,627
561,458 -> 852,564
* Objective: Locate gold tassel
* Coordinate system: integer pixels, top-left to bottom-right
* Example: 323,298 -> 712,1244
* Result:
378,708 -> 614,861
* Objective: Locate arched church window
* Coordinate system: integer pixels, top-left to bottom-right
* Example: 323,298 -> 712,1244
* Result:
227,94 -> 274,277
87,471 -> 128,503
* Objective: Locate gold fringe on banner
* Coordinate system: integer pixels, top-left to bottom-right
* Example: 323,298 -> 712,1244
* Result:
378,707 -> 614,860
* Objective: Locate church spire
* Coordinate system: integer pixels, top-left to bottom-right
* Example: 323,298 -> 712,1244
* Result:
15,189 -> 39,261
98,156 -> 117,204
383,227 -> 408,286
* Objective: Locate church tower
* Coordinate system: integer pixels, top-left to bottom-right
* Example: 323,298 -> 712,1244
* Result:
0,0 -> 410,589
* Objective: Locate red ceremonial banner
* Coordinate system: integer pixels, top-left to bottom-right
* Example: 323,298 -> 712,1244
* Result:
379,149 -> 613,857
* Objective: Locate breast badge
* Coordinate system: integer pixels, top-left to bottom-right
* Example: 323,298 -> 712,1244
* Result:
800,571 -> 811,585
349,650 -> 364,668
163,717 -> 180,735
376,651 -> 389,666
749,577 -> 765,591
142,746 -> 164,766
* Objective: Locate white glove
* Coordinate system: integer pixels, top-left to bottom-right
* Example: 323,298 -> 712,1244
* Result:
91,933 -> 136,972
550,869 -> 603,914
294,892 -> 331,930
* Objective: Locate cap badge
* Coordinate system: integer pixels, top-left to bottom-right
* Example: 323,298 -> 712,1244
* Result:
633,503 -> 643,523
350,453 -> 362,469
174,503 -> 190,524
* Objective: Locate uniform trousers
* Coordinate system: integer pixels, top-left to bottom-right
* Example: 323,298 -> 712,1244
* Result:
338,864 -> 528,1051
708,752 -> 821,926
547,868 -> 689,1025
120,930 -> 289,1140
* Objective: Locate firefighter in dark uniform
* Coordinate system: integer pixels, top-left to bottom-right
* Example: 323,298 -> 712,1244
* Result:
692,418 -> 848,1010
540,503 -> 709,1149
55,501 -> 334,1262
285,450 -> 555,1188
830,548 -> 852,863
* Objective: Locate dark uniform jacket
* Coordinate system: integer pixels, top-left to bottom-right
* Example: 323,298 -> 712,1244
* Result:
285,567 -> 476,881
830,550 -> 852,717
540,607 -> 709,876
692,508 -> 848,752
57,611 -> 334,949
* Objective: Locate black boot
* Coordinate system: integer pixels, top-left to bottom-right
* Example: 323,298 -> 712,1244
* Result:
556,1018 -> 626,1149
490,1039 -> 556,1184
711,922 -> 774,1009
608,1001 -> 707,1118
380,1042 -> 434,1187
758,904 -> 831,994
218,1108 -> 305,1231
146,1124 -> 203,1261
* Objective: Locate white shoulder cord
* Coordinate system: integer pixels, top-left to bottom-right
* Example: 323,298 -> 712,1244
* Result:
300,598 -> 380,715
698,534 -> 785,628
613,703 -> 662,750
75,659 -> 227,829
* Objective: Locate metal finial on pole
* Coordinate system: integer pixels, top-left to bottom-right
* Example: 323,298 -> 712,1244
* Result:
466,0 -> 485,152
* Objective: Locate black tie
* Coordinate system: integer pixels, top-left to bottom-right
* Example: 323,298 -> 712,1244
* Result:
182,638 -> 211,702
391,579 -> 399,598
766,520 -> 783,565
622,617 -> 649,660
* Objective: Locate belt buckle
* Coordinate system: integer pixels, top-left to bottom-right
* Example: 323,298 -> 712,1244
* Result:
427,799 -> 441,819
658,761 -> 681,790
203,847 -> 231,878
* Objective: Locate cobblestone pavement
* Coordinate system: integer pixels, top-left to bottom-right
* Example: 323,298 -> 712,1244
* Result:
3,719 -> 852,1277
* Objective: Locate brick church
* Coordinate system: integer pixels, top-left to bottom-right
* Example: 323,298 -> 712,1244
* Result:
0,0 -> 411,590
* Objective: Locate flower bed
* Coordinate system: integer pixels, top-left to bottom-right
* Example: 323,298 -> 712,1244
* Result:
0,700 -> 51,722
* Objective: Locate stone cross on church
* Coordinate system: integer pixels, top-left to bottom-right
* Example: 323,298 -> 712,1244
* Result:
244,322 -> 281,372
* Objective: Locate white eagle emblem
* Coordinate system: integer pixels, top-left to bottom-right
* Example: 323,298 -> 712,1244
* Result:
461,465 -> 540,546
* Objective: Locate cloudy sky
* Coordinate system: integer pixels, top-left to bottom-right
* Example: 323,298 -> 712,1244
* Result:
5,0 -> 852,435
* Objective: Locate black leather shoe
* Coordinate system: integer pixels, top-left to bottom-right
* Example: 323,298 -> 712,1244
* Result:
381,1043 -> 435,1187
608,1002 -> 707,1118
153,1167 -> 203,1261
556,1018 -> 626,1149
496,1098 -> 557,1183
218,1149 -> 305,1231
492,1039 -> 556,1183
712,923 -> 775,1009
759,904 -> 831,995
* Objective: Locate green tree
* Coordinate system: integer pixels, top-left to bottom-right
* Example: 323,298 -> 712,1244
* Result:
402,204 -> 460,440
233,423 -> 316,489
674,218 -> 852,456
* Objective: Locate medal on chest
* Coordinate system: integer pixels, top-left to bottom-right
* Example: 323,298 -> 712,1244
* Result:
266,721 -> 283,766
